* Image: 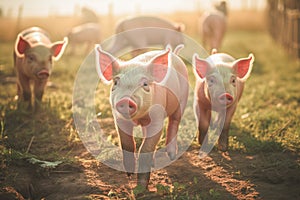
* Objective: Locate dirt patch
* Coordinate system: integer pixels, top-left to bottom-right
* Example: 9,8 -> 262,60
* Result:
1,131 -> 300,200
0,104 -> 299,200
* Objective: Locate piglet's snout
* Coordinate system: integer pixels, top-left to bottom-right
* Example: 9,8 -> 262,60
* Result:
116,97 -> 137,116
37,70 -> 50,79
218,93 -> 233,105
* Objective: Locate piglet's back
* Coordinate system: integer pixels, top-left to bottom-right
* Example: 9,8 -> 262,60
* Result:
19,27 -> 52,46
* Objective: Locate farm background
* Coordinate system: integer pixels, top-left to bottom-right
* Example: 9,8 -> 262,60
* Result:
0,0 -> 267,40
0,0 -> 300,199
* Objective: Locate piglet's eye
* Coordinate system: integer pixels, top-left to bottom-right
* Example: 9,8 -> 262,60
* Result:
27,54 -> 36,62
114,77 -> 119,85
141,78 -> 150,92
230,76 -> 237,86
112,77 -> 120,91
207,76 -> 216,87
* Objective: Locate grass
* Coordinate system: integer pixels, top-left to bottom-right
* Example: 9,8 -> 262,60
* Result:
220,30 -> 300,154
0,10 -> 300,199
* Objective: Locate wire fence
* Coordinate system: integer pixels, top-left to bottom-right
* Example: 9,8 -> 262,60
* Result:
267,0 -> 300,59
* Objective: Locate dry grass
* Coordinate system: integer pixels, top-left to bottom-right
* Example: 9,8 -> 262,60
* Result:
0,10 -> 267,42
227,10 -> 267,31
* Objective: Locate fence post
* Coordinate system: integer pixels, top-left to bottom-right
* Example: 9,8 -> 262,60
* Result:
267,0 -> 300,59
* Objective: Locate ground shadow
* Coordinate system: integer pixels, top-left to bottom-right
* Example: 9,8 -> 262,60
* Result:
1,103 -> 299,199
0,104 -> 109,199
206,122 -> 300,199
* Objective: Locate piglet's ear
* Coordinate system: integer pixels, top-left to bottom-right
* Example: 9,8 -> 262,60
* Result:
193,53 -> 210,79
233,54 -> 254,81
148,48 -> 170,83
95,45 -> 119,84
15,35 -> 30,56
51,37 -> 68,61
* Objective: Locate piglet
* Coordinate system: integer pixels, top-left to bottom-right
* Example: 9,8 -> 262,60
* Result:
108,16 -> 185,55
95,45 -> 188,189
67,23 -> 101,55
14,27 -> 68,110
200,1 -> 227,51
193,50 -> 254,151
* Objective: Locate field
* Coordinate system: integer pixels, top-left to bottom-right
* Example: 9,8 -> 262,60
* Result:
0,10 -> 300,199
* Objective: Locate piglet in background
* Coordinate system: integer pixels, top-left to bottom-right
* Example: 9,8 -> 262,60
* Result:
106,16 -> 185,56
95,45 -> 188,189
67,23 -> 101,55
200,0 -> 227,51
14,27 -> 68,110
193,50 -> 254,151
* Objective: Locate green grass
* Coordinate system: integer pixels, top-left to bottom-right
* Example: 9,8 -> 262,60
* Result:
1,30 -> 300,155
0,29 -> 300,199
222,30 -> 300,154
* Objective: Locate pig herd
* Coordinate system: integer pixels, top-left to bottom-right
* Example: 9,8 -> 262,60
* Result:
13,10 -> 254,190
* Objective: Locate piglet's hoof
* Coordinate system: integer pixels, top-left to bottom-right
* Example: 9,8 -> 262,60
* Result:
217,143 -> 228,152
167,152 -> 176,161
133,184 -> 147,197
127,172 -> 134,177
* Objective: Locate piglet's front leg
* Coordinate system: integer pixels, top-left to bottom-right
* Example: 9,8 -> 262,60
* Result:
166,108 -> 182,160
17,75 -> 32,109
218,126 -> 229,152
117,124 -> 136,176
137,127 -> 163,189
217,108 -> 235,152
34,79 -> 48,110
197,107 -> 211,145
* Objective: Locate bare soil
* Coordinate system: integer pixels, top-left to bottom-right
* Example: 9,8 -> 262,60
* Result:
0,113 -> 299,200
